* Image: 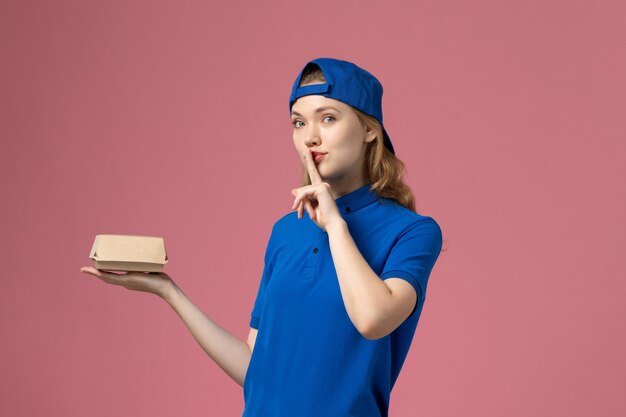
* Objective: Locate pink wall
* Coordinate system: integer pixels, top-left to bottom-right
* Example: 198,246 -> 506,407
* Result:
1,0 -> 624,416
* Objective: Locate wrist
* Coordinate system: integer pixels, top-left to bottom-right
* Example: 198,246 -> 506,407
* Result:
325,218 -> 347,235
161,281 -> 182,304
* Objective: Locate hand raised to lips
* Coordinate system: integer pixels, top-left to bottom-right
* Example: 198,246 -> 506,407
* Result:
290,148 -> 343,231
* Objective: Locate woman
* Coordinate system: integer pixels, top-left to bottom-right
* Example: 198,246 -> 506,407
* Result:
81,57 -> 444,417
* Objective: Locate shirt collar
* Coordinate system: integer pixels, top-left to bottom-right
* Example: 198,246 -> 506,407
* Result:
334,182 -> 379,215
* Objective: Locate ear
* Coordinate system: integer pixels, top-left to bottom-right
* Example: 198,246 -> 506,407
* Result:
364,125 -> 377,143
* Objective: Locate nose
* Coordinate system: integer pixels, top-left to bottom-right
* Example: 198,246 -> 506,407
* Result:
303,125 -> 321,147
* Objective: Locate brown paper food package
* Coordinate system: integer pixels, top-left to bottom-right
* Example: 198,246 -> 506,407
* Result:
89,234 -> 168,273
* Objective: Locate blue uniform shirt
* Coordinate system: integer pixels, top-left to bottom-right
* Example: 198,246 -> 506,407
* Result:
243,182 -> 443,417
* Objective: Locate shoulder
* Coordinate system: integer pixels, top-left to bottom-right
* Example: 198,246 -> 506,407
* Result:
376,197 -> 442,239
271,211 -> 298,232
275,210 -> 298,224
264,211 -> 302,245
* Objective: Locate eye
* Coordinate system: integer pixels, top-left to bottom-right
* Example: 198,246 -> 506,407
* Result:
292,116 -> 334,128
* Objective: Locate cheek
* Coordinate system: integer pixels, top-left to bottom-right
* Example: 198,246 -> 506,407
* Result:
327,146 -> 361,171
336,135 -> 363,160
336,144 -> 365,171
292,135 -> 303,152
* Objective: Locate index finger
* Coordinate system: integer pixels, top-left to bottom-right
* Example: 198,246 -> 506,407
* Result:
305,148 -> 323,184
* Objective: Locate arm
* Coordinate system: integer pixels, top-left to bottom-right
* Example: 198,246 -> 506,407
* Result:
163,283 -> 255,387
326,220 -> 416,340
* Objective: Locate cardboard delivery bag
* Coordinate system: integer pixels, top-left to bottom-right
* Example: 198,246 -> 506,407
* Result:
89,234 -> 168,272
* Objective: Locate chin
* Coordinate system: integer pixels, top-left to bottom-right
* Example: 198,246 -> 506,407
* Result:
318,169 -> 339,181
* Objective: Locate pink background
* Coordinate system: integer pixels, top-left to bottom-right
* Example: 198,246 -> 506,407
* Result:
1,0 -> 624,416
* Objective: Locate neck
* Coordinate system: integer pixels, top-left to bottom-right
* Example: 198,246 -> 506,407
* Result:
326,175 -> 371,200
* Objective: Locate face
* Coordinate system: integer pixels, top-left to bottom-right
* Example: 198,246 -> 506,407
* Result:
290,93 -> 375,188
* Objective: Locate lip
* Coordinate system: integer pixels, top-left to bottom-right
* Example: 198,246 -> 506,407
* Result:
311,151 -> 328,157
311,151 -> 327,162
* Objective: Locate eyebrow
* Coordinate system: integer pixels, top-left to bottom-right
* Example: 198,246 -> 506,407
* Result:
291,106 -> 343,117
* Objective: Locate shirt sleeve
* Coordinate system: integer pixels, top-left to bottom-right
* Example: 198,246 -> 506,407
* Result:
249,222 -> 278,329
379,216 -> 443,318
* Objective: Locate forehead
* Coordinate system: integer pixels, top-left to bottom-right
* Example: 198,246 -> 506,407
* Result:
291,95 -> 351,114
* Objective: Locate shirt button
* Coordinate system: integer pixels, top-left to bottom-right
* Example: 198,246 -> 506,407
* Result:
313,247 -> 319,253
345,207 -> 352,213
